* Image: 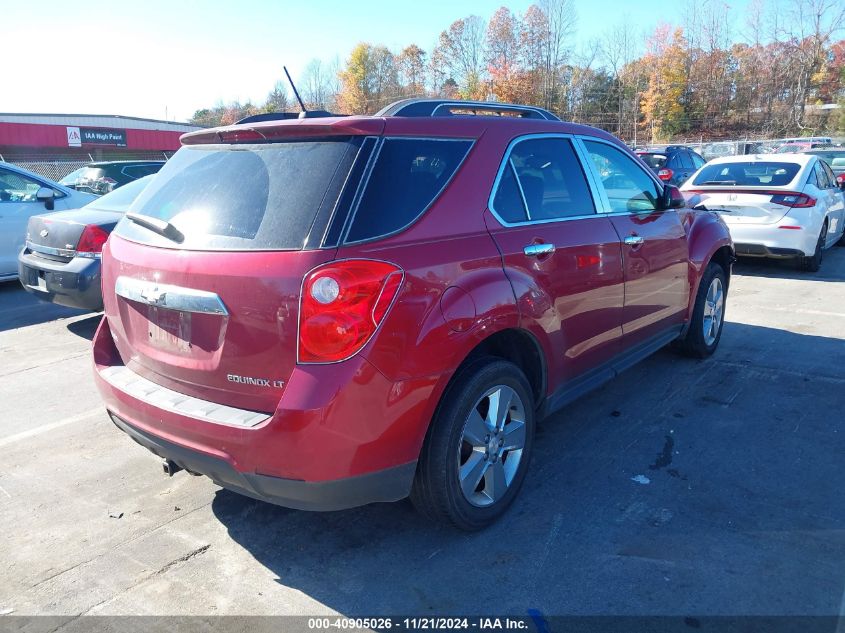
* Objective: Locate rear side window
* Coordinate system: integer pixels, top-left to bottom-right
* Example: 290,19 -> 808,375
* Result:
490,137 -> 596,223
116,139 -> 361,250
679,152 -> 695,169
344,138 -> 472,243
691,153 -> 706,169
692,162 -> 801,187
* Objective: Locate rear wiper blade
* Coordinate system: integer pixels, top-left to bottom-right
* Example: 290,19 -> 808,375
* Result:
125,212 -> 184,244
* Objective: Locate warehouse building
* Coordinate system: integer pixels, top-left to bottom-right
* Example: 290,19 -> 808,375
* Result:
0,113 -> 203,181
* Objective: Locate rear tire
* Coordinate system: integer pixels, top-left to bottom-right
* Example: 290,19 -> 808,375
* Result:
676,262 -> 727,359
411,358 -> 535,531
799,222 -> 827,272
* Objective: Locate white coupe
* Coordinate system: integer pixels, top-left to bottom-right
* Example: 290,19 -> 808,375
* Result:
681,153 -> 845,272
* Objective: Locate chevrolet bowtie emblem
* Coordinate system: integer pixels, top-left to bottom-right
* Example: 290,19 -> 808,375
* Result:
40,229 -> 49,238
140,286 -> 167,305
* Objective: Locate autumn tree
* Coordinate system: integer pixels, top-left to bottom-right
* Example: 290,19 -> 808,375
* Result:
337,43 -> 399,114
433,16 -> 487,98
640,26 -> 690,141
397,45 -> 427,96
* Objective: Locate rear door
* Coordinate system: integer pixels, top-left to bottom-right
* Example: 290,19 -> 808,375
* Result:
579,139 -> 690,348
484,135 -> 625,386
816,160 -> 845,245
102,136 -> 373,413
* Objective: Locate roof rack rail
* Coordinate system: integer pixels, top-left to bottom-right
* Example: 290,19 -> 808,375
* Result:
236,110 -> 342,124
376,99 -> 560,121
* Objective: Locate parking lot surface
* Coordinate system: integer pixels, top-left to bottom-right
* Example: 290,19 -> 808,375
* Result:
1,251 -> 844,618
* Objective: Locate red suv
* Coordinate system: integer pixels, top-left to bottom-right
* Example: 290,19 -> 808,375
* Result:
93,99 -> 733,530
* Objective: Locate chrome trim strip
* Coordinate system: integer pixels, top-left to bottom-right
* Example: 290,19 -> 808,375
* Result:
100,365 -> 269,428
115,276 -> 229,315
26,240 -> 76,258
510,160 -> 532,221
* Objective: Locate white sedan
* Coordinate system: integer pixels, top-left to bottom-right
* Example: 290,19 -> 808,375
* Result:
681,153 -> 845,272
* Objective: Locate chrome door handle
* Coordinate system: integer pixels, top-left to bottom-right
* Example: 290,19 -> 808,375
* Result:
624,235 -> 644,246
523,243 -> 556,257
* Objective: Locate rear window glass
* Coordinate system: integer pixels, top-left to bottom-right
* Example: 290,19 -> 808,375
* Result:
692,162 -> 801,187
115,139 -> 361,250
344,138 -> 472,243
638,153 -> 667,169
86,175 -> 152,212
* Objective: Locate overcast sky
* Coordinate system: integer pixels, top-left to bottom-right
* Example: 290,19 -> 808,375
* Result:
4,0 -> 752,122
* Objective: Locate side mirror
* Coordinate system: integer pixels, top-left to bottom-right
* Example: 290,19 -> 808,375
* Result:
36,187 -> 55,211
660,185 -> 686,209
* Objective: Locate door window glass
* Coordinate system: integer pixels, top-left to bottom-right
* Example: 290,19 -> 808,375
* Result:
583,141 -> 661,213
491,137 -> 595,223
0,169 -> 43,203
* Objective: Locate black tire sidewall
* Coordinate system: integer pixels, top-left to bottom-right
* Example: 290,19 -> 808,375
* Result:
415,358 -> 536,530
687,263 -> 727,356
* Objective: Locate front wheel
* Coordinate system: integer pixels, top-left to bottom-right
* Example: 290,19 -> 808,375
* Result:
411,358 -> 535,531
676,262 -> 727,358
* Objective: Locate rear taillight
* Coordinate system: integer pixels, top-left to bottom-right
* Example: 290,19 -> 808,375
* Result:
837,174 -> 845,187
298,260 -> 404,363
657,168 -> 674,182
770,192 -> 816,208
76,224 -> 110,258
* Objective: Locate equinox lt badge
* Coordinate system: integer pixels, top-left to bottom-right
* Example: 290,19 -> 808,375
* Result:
227,374 -> 284,389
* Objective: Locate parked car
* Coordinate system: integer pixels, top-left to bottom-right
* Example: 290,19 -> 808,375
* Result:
774,142 -> 832,153
74,161 -> 165,195
636,145 -> 706,186
805,148 -> 845,183
0,162 -> 97,281
681,154 -> 845,271
58,167 -> 87,190
18,175 -> 153,311
92,98 -> 733,530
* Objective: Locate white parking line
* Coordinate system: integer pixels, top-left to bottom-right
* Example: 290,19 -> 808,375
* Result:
0,408 -> 104,448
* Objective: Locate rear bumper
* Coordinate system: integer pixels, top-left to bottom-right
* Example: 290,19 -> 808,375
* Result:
18,249 -> 103,311
92,317 -> 438,510
726,222 -> 817,258
109,411 -> 417,511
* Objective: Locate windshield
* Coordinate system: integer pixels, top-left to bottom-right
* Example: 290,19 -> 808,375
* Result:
691,162 -> 801,187
85,175 -> 153,212
638,153 -> 667,169
115,139 -> 362,250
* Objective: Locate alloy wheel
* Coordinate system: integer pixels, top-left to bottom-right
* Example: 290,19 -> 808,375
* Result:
457,385 -> 527,507
702,276 -> 724,347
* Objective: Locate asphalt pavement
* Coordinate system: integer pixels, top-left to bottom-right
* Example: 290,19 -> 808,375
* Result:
1,250 -> 844,619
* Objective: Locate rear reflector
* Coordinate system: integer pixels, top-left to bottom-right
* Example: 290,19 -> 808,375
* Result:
298,260 -> 403,363
76,224 -> 110,257
778,226 -> 802,230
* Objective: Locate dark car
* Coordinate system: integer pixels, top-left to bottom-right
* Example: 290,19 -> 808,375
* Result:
637,145 -> 706,186
18,175 -> 152,311
92,99 -> 733,530
805,148 -> 845,186
73,161 -> 164,195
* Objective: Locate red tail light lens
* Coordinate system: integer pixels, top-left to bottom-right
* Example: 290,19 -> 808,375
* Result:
76,224 -> 110,257
298,260 -> 404,363
657,168 -> 674,182
770,192 -> 816,208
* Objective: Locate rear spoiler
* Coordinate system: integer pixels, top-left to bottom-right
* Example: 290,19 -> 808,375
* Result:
180,117 -> 385,145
